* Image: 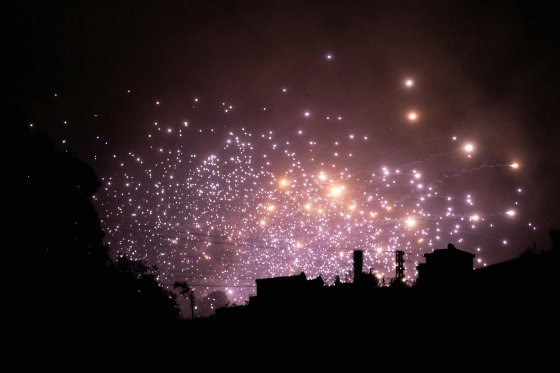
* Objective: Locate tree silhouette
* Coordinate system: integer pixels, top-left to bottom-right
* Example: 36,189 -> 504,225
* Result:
23,115 -> 180,322
198,290 -> 229,317
174,281 -> 195,319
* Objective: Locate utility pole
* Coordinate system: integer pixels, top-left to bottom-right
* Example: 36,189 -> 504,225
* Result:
189,291 -> 195,320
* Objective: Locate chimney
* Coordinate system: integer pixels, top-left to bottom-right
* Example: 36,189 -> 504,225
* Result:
395,250 -> 405,281
353,250 -> 363,283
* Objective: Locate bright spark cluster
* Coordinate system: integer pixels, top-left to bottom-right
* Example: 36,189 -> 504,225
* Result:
94,102 -> 530,303
45,66 -> 533,305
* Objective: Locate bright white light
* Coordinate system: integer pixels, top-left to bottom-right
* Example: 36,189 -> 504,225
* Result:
405,217 -> 417,228
329,185 -> 344,198
463,143 -> 474,153
407,111 -> 418,122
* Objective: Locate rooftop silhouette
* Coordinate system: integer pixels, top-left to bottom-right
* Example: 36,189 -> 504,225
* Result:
212,239 -> 559,328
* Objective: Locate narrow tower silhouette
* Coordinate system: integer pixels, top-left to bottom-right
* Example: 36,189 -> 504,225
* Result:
395,250 -> 405,282
353,250 -> 363,284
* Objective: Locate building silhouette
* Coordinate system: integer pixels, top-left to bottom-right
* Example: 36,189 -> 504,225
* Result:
416,243 -> 475,289
212,239 -> 559,328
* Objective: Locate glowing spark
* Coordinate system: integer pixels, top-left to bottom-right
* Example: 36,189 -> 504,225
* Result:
328,185 -> 344,198
405,217 -> 417,228
407,111 -> 418,122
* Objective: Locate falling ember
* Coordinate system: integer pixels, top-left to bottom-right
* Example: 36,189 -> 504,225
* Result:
510,162 -> 520,169
404,78 -> 414,87
407,111 -> 418,122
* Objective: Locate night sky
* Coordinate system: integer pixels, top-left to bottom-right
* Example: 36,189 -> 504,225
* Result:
10,1 -> 560,305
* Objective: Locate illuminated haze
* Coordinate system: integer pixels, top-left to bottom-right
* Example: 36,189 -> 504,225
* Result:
11,1 -> 560,303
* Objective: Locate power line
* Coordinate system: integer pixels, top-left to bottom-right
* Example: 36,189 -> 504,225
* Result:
108,225 -> 414,254
163,283 -> 255,288
172,275 -> 256,281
